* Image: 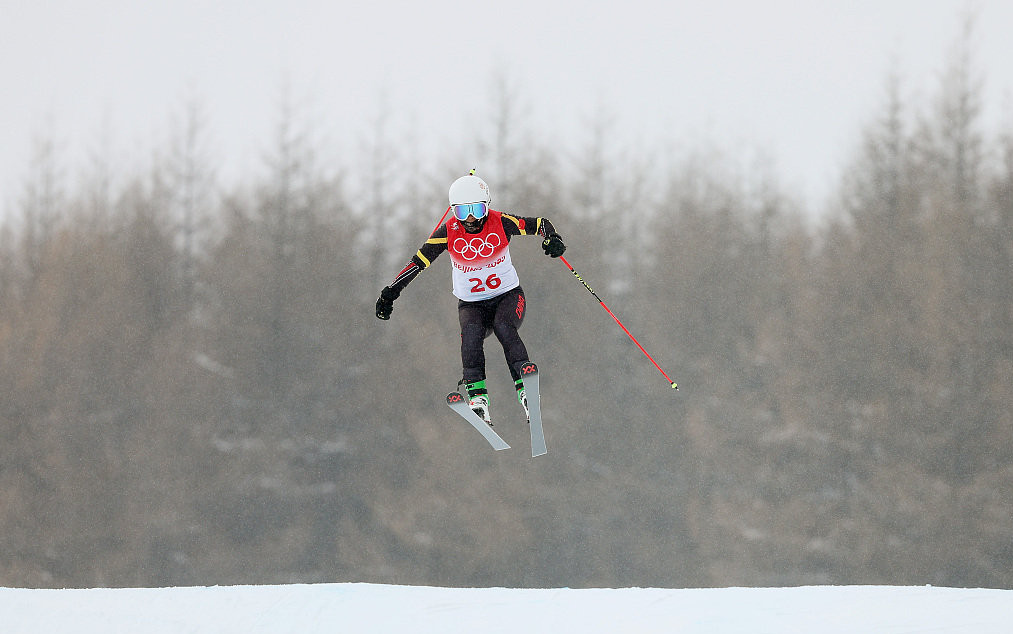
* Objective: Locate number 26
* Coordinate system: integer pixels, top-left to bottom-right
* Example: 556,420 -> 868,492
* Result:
469,274 -> 501,293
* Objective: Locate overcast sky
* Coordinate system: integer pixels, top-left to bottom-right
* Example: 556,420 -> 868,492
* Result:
3,0 -> 1012,214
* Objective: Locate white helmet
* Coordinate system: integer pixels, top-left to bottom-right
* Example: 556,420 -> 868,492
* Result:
448,171 -> 491,205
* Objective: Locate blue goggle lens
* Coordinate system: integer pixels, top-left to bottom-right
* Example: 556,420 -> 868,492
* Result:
453,202 -> 488,221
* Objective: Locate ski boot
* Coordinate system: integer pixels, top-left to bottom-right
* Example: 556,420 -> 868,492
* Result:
515,378 -> 530,422
462,379 -> 493,426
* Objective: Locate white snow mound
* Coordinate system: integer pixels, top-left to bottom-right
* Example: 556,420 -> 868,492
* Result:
2,583 -> 1012,633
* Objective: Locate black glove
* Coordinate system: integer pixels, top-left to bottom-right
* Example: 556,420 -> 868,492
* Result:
375,286 -> 398,320
542,233 -> 566,258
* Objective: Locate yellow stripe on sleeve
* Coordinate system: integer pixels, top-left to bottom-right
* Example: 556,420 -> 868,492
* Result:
501,213 -> 525,234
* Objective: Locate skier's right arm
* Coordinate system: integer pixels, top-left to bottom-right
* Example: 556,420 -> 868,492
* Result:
375,225 -> 448,320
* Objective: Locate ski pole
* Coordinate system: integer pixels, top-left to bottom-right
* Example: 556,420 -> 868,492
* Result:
559,255 -> 678,390
429,205 -> 452,236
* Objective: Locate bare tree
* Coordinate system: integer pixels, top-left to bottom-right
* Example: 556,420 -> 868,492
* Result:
916,11 -> 985,212
166,95 -> 217,308
19,119 -> 65,276
80,109 -> 117,229
357,90 -> 411,281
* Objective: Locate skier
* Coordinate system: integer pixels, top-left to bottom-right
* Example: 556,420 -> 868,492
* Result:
375,171 -> 566,426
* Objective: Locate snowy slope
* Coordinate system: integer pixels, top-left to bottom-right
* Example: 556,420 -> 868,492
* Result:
3,583 -> 1012,633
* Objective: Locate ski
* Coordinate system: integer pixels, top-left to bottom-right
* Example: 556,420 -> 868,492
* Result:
519,362 -> 547,457
446,392 -> 511,451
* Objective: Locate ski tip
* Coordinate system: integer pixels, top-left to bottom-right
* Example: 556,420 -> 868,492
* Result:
520,362 -> 538,376
447,392 -> 465,404
672,382 -> 679,390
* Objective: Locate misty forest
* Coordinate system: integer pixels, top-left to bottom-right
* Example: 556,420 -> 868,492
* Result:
2,25 -> 1012,589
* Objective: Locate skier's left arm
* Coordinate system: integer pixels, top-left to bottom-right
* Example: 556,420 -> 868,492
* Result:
501,214 -> 566,258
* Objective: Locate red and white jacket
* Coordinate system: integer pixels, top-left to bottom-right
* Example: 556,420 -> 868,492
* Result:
387,209 -> 557,302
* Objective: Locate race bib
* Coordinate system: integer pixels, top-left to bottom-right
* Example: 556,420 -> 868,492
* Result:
446,211 -> 520,301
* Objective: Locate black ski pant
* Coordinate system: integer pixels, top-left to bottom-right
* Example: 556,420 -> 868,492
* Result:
459,286 -> 529,385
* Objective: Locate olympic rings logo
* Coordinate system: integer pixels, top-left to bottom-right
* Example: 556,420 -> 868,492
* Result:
452,233 -> 502,261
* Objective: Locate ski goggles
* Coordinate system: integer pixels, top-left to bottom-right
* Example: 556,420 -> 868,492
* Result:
453,202 -> 489,221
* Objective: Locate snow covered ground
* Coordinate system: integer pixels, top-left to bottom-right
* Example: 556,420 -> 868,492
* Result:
2,583 -> 1012,633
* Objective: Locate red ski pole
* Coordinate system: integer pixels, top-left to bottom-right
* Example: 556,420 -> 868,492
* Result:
559,255 -> 678,390
430,205 -> 452,236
